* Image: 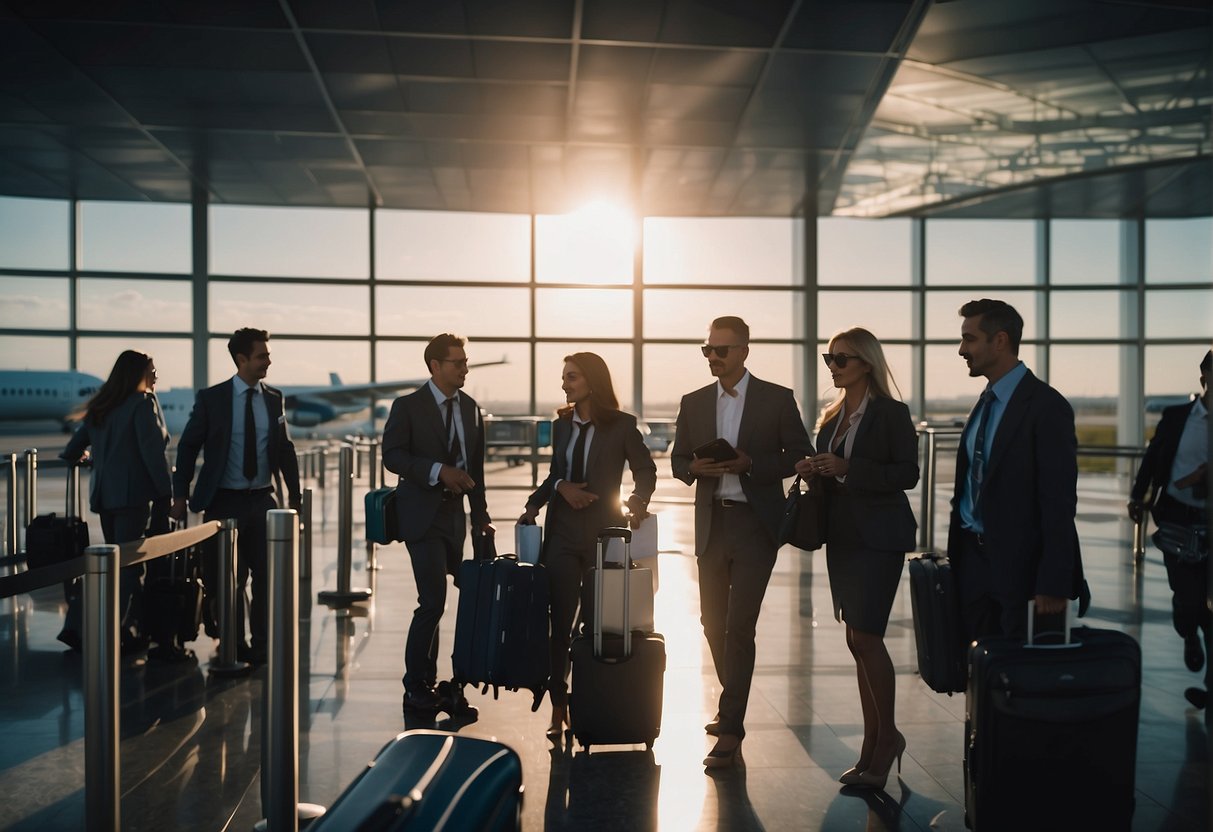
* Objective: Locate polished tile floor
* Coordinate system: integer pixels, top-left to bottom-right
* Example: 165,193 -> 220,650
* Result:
0,445 -> 1209,831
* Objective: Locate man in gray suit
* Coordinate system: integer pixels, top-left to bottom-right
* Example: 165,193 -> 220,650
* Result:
171,328 -> 301,665
671,316 -> 812,768
382,333 -> 494,718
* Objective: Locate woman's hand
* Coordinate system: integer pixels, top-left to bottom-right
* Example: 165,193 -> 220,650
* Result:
558,480 -> 598,510
803,453 -> 848,479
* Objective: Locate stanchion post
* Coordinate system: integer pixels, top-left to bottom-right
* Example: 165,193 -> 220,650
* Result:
83,544 -> 120,832
1132,516 -> 1145,563
21,448 -> 37,551
365,441 -> 380,572
299,488 -> 313,582
5,454 -> 16,558
920,429 -> 937,552
317,445 -> 371,607
67,461 -> 81,518
210,519 -> 251,677
257,509 -> 324,832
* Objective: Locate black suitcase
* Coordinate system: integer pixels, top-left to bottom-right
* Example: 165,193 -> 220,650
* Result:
907,551 -> 966,694
569,527 -> 665,751
143,546 -> 204,648
965,606 -> 1141,831
24,512 -> 89,570
452,554 -> 550,709
308,729 -> 522,832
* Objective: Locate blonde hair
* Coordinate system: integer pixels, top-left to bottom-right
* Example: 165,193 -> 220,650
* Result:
816,327 -> 902,431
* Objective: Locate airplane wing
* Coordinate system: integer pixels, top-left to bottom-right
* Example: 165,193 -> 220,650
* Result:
283,357 -> 508,408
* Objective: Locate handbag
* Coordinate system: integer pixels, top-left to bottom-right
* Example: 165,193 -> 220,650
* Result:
1152,521 -> 1208,564
779,474 -> 827,551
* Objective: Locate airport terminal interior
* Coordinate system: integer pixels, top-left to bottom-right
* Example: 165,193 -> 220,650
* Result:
1,1 -> 1211,830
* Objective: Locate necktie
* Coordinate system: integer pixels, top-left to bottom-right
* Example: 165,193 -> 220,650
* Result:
243,388 -> 257,480
969,389 -> 995,510
570,421 -> 588,483
444,397 -> 462,466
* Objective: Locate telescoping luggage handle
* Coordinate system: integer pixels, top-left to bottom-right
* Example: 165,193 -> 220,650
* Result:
594,526 -> 633,659
1025,599 -> 1080,649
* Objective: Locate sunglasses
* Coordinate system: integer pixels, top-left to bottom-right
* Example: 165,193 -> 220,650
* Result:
701,344 -> 743,358
822,352 -> 859,368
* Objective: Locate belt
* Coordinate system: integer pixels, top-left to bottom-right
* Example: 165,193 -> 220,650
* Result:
713,499 -> 750,509
219,486 -> 273,496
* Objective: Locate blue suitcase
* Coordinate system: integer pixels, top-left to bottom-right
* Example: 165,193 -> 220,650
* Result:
365,486 -> 398,544
452,554 -> 550,710
308,730 -> 522,831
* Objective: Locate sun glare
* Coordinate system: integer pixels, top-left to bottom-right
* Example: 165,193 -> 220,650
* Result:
536,199 -> 637,284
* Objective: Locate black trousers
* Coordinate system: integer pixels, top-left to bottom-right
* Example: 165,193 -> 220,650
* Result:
204,488 -> 276,650
62,505 -> 151,639
543,520 -> 594,708
402,500 -> 466,693
698,501 -> 777,740
1154,495 -> 1210,641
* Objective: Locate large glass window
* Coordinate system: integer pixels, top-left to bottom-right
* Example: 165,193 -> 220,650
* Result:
925,290 -> 1040,341
536,288 -> 633,338
0,277 -> 69,330
1049,291 -> 1129,340
817,218 -> 913,286
78,336 -> 192,391
376,210 -> 530,282
1050,220 -> 1126,285
818,291 -> 914,341
927,220 -> 1037,286
375,340 -> 532,415
0,197 -> 69,271
377,286 -> 530,338
210,205 -> 369,279
537,208 -> 633,284
1146,218 -> 1213,284
0,335 -> 70,370
78,278 -> 191,332
642,289 -> 801,341
209,281 -> 370,336
645,217 -> 796,285
79,202 -> 191,274
208,338 -> 370,387
1144,289 -> 1213,339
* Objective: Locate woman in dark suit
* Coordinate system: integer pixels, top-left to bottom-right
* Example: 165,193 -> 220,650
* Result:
60,350 -> 173,654
518,352 -> 657,740
795,327 -> 919,790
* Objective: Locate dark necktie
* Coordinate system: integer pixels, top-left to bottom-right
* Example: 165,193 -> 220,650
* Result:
969,389 -> 995,510
570,421 -> 588,483
243,388 -> 257,480
444,397 -> 462,466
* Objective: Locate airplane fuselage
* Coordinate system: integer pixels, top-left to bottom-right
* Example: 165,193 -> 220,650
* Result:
0,370 -> 102,424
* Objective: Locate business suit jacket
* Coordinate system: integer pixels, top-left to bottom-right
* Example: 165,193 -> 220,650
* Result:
1131,399 -> 1204,525
381,386 -> 489,544
947,370 -> 1085,604
671,375 -> 812,552
172,380 -> 301,513
525,411 -> 657,550
63,392 -> 172,514
817,396 -> 919,552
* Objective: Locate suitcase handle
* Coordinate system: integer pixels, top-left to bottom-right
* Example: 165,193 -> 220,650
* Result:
1025,600 -> 1080,649
594,526 -> 632,658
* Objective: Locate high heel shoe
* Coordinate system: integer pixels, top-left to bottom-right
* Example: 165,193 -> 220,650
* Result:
703,734 -> 743,769
546,705 -> 568,740
838,765 -> 867,786
851,732 -> 905,791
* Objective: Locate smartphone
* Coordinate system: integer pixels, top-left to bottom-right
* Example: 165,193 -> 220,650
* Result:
692,437 -> 738,462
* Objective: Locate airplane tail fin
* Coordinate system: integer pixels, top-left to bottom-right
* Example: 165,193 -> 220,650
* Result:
329,372 -> 343,386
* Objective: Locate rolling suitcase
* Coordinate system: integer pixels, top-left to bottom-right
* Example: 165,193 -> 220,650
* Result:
907,551 -> 966,694
569,527 -> 665,751
25,512 -> 89,569
964,604 -> 1141,831
452,553 -> 550,709
143,539 -> 204,650
364,486 -> 398,544
308,729 -> 522,832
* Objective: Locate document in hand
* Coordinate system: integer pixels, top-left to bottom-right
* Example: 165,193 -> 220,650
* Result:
605,513 -> 659,592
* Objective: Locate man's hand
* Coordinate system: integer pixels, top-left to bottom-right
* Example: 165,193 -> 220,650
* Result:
289,498 -> 301,513
479,521 -> 496,537
518,505 -> 539,525
558,481 -> 598,510
169,497 -> 188,521
1175,463 -> 1207,490
438,464 -> 475,494
1127,500 -> 1145,524
689,449 -> 751,478
625,495 -> 650,529
1034,594 -> 1067,615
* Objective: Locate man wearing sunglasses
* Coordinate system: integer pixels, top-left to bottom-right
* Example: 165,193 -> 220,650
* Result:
671,315 -> 812,769
382,332 -> 494,722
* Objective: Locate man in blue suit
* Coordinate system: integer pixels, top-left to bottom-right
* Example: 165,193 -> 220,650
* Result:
171,328 -> 301,665
382,333 -> 494,718
948,299 -> 1087,645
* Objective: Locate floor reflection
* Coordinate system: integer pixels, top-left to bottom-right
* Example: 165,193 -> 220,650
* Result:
0,460 -> 1209,830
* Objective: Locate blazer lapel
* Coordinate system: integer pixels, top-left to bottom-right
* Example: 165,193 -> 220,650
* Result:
736,376 -> 761,450
586,418 -> 607,478
553,418 -> 572,478
983,374 -> 1034,485
219,380 -> 235,451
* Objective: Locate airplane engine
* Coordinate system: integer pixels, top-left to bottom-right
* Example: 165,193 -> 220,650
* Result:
288,401 -> 336,427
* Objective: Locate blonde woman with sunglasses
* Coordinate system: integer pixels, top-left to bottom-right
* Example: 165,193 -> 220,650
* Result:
796,327 -> 919,791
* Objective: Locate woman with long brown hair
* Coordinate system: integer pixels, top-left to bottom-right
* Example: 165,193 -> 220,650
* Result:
60,349 -> 173,654
518,351 -> 657,740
